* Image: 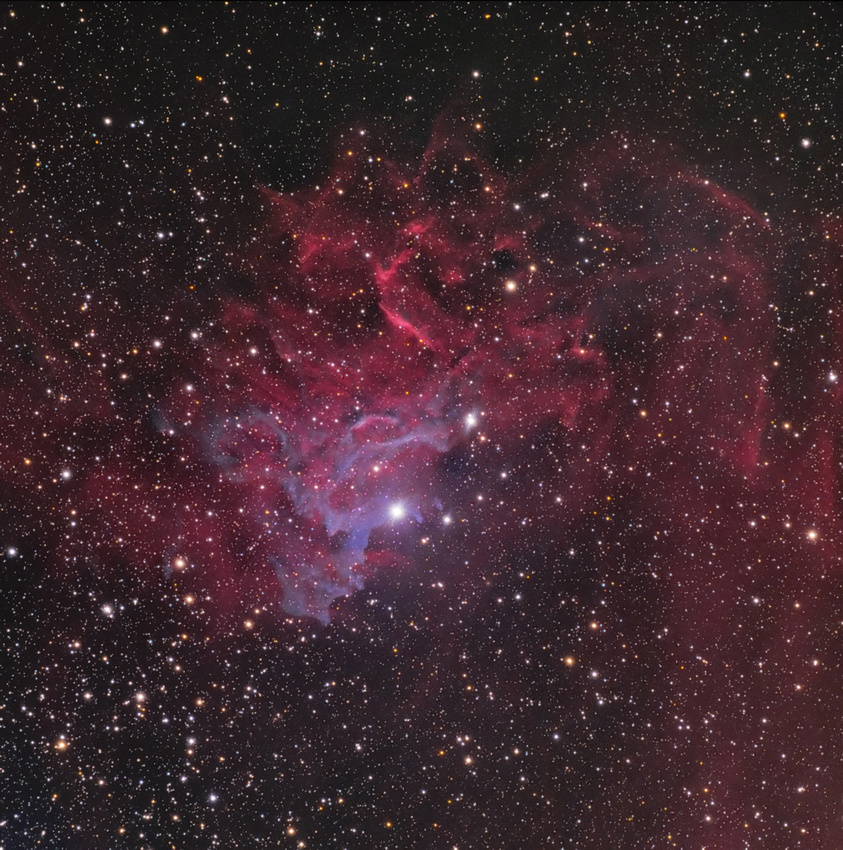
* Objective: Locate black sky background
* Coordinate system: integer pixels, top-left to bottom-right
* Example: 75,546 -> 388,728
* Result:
2,3 -> 843,849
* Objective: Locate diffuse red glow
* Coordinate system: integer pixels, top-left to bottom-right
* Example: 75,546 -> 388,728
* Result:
1,121 -> 838,628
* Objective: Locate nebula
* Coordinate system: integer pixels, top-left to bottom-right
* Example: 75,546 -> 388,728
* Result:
2,117 -> 838,628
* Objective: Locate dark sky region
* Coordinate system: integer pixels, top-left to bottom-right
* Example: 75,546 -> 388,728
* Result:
1,2 -> 843,848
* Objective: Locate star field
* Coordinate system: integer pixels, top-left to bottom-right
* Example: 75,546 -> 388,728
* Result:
1,3 -> 843,848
